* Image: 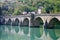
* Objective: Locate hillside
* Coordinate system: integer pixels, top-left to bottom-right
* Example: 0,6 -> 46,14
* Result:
0,0 -> 60,15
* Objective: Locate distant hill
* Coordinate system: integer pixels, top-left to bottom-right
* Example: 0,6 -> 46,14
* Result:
0,0 -> 60,15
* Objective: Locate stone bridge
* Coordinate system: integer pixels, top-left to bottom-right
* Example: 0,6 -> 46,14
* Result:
0,14 -> 60,28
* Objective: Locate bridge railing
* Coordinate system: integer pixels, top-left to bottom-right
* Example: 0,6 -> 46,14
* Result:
0,14 -> 60,18
35,14 -> 60,16
0,14 -> 31,18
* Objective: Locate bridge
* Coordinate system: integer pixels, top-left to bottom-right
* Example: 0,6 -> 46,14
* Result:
0,14 -> 60,28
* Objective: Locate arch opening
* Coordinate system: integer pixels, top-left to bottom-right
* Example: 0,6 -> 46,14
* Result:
14,18 -> 19,33
33,17 -> 43,38
6,19 -> 11,25
34,17 -> 44,27
48,18 -> 60,38
14,18 -> 19,26
49,18 -> 60,29
22,18 -> 29,34
1,18 -> 5,25
22,18 -> 29,26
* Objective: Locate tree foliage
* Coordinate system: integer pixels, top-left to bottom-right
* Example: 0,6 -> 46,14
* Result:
0,0 -> 60,15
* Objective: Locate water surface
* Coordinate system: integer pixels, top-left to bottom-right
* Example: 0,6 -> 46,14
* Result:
0,25 -> 60,40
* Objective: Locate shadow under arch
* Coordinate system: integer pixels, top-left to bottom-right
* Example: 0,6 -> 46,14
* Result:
6,18 -> 12,32
22,18 -> 29,34
14,18 -> 19,26
34,17 -> 44,27
14,18 -> 20,33
0,18 -> 5,31
48,18 -> 60,29
6,18 -> 11,25
47,18 -> 60,40
22,18 -> 29,26
31,17 -> 44,38
1,18 -> 5,25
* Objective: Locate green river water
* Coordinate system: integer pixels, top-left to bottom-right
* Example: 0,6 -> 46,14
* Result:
0,25 -> 60,40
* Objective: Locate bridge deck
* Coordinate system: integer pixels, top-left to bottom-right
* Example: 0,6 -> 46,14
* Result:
0,14 -> 60,18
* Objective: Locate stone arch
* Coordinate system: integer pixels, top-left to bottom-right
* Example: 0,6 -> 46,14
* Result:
55,17 -> 60,21
48,17 -> 60,23
14,18 -> 19,26
31,17 -> 44,38
35,16 -> 45,23
48,18 -> 60,29
1,18 -> 5,25
22,18 -> 29,34
22,18 -> 29,26
6,18 -> 11,25
34,17 -> 44,27
48,18 -> 60,39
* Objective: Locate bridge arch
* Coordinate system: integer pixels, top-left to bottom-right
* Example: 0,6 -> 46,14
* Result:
6,18 -> 11,25
14,18 -> 19,26
32,17 -> 44,37
1,18 -> 5,25
22,18 -> 29,34
34,17 -> 44,27
55,17 -> 60,21
48,18 -> 60,38
22,18 -> 29,26
35,16 -> 45,23
48,18 -> 60,29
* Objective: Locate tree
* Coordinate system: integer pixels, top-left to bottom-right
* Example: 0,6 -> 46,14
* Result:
56,3 -> 60,12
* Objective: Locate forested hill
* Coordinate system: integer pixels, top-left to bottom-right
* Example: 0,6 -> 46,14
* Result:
0,0 -> 60,15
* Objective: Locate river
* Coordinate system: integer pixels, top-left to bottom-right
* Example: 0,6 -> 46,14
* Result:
0,25 -> 60,40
